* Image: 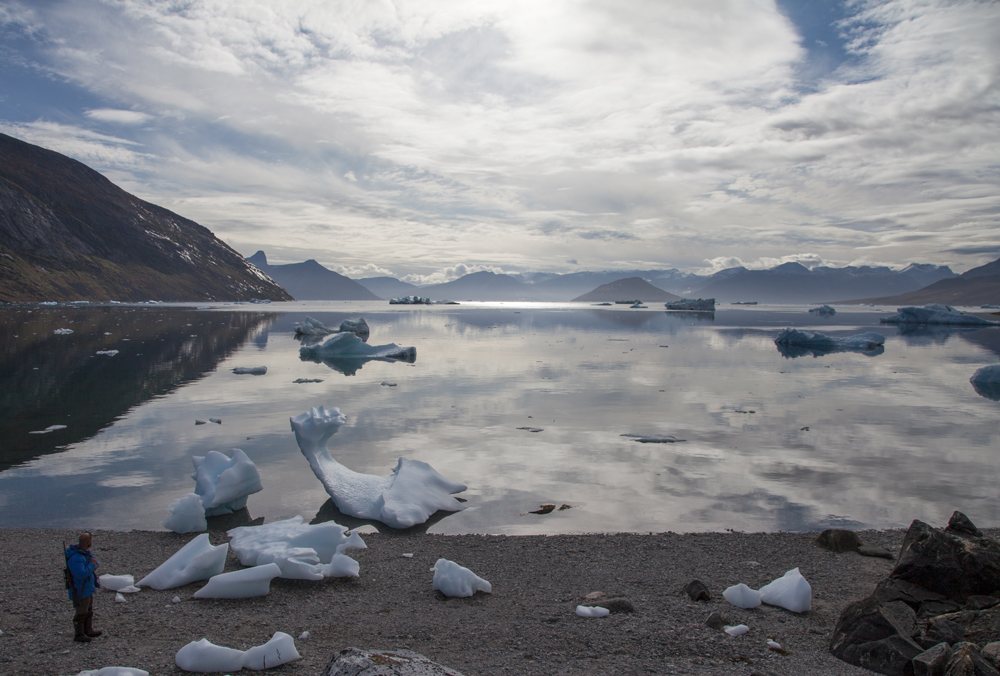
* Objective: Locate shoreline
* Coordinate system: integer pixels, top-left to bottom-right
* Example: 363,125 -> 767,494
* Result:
0,525 -> 950,675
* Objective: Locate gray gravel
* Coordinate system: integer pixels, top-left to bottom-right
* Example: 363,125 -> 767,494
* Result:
0,526 -> 933,675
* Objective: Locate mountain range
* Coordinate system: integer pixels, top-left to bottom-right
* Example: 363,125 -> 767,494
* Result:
572,277 -> 680,303
0,133 -> 290,302
246,251 -> 379,301
847,258 -> 1000,306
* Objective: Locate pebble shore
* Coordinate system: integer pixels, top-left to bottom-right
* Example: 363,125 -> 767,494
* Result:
0,526 -> 937,675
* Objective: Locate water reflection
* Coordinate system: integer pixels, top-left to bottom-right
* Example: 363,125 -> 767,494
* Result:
775,343 -> 885,359
971,380 -> 1000,402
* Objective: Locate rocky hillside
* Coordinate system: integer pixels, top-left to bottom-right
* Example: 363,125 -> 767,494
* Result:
847,256 -> 1000,306
0,133 -> 292,302
572,277 -> 680,302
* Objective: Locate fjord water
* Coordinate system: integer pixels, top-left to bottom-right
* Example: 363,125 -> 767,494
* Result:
1,302 -> 997,535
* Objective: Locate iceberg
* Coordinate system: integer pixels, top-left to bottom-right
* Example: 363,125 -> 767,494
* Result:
176,633 -> 299,672
880,304 -> 999,326
432,558 -> 492,597
192,449 -> 263,517
192,562 -> 281,599
971,364 -> 1000,401
774,328 -> 885,358
723,583 -> 761,609
295,316 -> 370,341
232,366 -> 267,375
162,493 -> 207,534
299,332 -> 416,375
227,515 -> 367,580
137,533 -> 228,590
241,631 -> 301,670
758,567 -> 811,613
808,305 -> 836,316
290,406 -> 467,529
98,574 -> 140,593
665,298 -> 715,311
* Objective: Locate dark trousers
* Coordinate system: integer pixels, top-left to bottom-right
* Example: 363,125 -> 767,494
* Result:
72,594 -> 93,621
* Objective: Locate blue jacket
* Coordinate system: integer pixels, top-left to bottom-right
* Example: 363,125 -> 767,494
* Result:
65,545 -> 99,600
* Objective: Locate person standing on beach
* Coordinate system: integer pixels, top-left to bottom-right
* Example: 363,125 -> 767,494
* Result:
65,532 -> 102,643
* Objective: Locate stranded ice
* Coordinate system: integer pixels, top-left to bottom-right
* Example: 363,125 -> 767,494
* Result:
227,515 -> 366,580
290,406 -> 467,529
576,605 -> 610,617
192,562 -> 281,599
724,624 -> 750,636
241,631 -> 301,670
175,633 -> 299,672
162,494 -> 207,534
98,574 -> 140,593
192,449 -> 263,516
665,298 -> 715,311
723,583 -> 761,609
432,558 -> 492,597
137,533 -> 228,590
76,669 -> 149,676
758,567 -> 812,613
880,304 -> 999,326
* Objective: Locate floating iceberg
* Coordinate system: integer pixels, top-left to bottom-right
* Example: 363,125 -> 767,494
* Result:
192,449 -> 263,517
175,632 -> 300,672
227,515 -> 367,580
96,349 -> 120,356
971,364 -> 1000,401
295,316 -> 370,341
758,567 -> 811,613
290,406 -> 467,529
665,298 -> 715,311
193,562 -> 281,599
99,574 -> 140,593
880,304 -> 999,326
389,296 -> 458,305
723,583 -> 761,609
808,305 -> 836,316
138,533 -> 228,590
299,332 -> 416,375
774,328 -> 885,358
162,494 -> 207,534
233,366 -> 267,375
432,558 -> 492,597
576,605 -> 610,617
53,328 -> 74,335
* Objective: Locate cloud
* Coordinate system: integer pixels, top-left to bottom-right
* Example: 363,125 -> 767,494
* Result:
84,109 -> 152,125
332,262 -> 394,278
700,253 -> 829,275
404,263 -> 507,286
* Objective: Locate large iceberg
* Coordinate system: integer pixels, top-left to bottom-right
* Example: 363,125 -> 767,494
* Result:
192,449 -> 264,517
294,316 -> 370,342
774,328 -> 885,358
290,406 -> 467,529
299,332 -> 416,375
665,298 -> 715,311
192,562 -> 281,599
137,533 -> 228,590
880,304 -> 999,326
971,364 -> 1000,401
809,305 -> 836,316
227,515 -> 367,580
432,558 -> 492,597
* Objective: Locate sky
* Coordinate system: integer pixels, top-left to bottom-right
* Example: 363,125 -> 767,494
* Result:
1,0 -> 998,283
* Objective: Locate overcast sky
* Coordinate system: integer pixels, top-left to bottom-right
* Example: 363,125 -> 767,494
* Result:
1,0 -> 998,282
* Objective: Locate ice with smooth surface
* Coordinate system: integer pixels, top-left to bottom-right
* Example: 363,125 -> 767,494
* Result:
880,304 -> 999,326
809,305 -> 836,315
99,574 -> 140,593
971,364 -> 1000,384
759,567 -> 812,613
138,533 -> 229,590
76,669 -> 149,676
228,515 -> 366,580
192,449 -> 263,517
665,298 -> 715,311
192,562 -> 281,599
175,638 -> 245,673
241,631 -> 301,670
576,605 -> 610,617
115,592 -> 126,603
775,328 -> 885,350
232,366 -> 267,375
723,583 -> 762,609
162,493 -> 207,534
294,316 -> 335,336
724,624 -> 750,636
290,406 -> 467,529
299,332 -> 415,363
432,558 -> 492,597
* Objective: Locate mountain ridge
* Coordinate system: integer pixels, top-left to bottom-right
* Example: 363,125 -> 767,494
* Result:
246,251 -> 379,301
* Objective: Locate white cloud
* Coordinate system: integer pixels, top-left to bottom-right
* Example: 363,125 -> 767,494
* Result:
332,262 -> 394,278
404,263 -> 507,285
84,109 -> 152,125
700,253 -> 830,275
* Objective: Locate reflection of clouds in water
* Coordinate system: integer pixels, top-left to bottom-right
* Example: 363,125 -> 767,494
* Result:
98,472 -> 158,488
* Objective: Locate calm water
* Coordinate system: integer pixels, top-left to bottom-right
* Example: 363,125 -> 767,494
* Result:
1,301 -> 998,535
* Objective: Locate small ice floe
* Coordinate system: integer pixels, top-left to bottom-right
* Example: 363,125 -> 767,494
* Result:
809,305 -> 836,316
293,378 -> 323,384
138,533 -> 228,590
232,366 -> 267,375
193,562 -> 281,599
389,296 -> 456,304
723,583 -> 761,609
630,302 -> 647,308
115,592 -> 126,603
298,631 -> 310,640
96,350 -> 119,356
432,558 -> 492,597
517,427 -> 543,433
880,304 -> 999,326
28,424 -> 67,435
290,406 -> 467,529
759,567 -> 812,613
209,418 -> 221,424
162,493 -> 207,534
195,420 -> 207,425
53,328 -> 74,335
99,574 -> 140,593
402,553 -> 414,558
76,668 -> 149,676
191,449 -> 263,517
724,624 -> 750,636
774,328 -> 885,358
381,381 -> 397,387
576,606 -> 610,618
621,433 -> 686,443
228,515 -> 366,580
971,364 -> 1000,401
665,298 -> 715,311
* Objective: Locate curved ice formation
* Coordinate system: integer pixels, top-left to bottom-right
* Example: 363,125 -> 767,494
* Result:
432,558 -> 492,597
809,305 -> 836,316
723,583 -> 761,609
758,567 -> 811,613
774,328 -> 885,352
241,632 -> 301,670
299,332 -> 415,363
290,406 -> 467,529
98,574 -> 140,593
175,638 -> 246,673
192,449 -> 263,517
665,298 -> 715,311
971,364 -> 1000,401
162,493 -> 207,534
227,515 -> 367,580
138,533 -> 228,590
880,304 -> 999,326
295,316 -> 370,341
192,562 -> 281,599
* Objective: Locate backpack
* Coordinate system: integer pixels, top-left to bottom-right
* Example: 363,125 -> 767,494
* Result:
64,546 -> 80,601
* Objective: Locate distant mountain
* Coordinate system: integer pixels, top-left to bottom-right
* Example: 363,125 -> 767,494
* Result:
844,257 -> 1000,306
516,269 -> 704,300
693,262 -> 956,304
246,251 -> 379,301
356,276 -> 421,300
572,277 -> 680,303
0,133 -> 291,302
417,271 -> 548,301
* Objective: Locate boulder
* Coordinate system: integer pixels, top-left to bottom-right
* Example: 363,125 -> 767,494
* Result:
943,642 -> 1000,676
322,648 -> 466,676
830,596 -> 924,675
816,529 -> 863,553
684,580 -> 710,601
913,643 -> 952,676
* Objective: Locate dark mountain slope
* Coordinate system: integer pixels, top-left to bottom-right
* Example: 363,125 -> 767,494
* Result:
844,257 -> 1000,306
418,271 -> 547,301
572,277 -> 680,302
356,276 -> 421,300
0,133 -> 291,302
246,251 -> 379,300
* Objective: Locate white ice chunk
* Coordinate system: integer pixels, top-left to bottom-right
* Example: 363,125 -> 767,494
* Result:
232,366 -> 267,375
193,562 -> 281,599
173,596 -> 181,603
96,350 -> 119,356
138,533 -> 228,590
76,669 -> 149,676
175,638 -> 245,673
723,583 -> 762,609
758,567 -> 812,613
880,304 -> 999,326
432,558 -> 492,597
241,631 -> 301,670
54,328 -> 74,334
28,424 -> 67,435
774,328 -> 885,351
665,298 -> 715,311
99,574 -> 140,592
576,605 -> 610,617
298,631 -> 310,640
115,592 -> 125,603
191,449 -> 263,517
290,406 -> 466,529
724,624 -> 750,636
162,493 -> 207,534
809,305 -> 836,315
295,316 -> 369,341
228,515 -> 366,580
767,639 -> 782,650
299,332 -> 415,362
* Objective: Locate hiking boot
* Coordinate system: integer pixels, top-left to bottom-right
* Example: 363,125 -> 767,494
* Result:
73,620 -> 91,643
84,611 -> 102,638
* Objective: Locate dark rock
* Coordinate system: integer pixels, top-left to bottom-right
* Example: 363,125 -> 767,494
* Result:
913,643 -> 953,676
947,512 -> 984,538
981,642 -> 1000,669
860,545 -> 896,560
875,579 -> 948,609
919,601 -> 965,619
966,596 -> 1000,611
943,642 -> 1000,676
602,597 -> 634,613
815,529 -> 863,553
684,580 -> 711,602
958,605 -> 1000,646
322,647 -> 466,676
706,611 -> 729,631
831,595 -> 924,675
920,612 -> 975,649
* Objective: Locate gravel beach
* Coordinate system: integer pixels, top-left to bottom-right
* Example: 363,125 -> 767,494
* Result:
0,525 -> 944,676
